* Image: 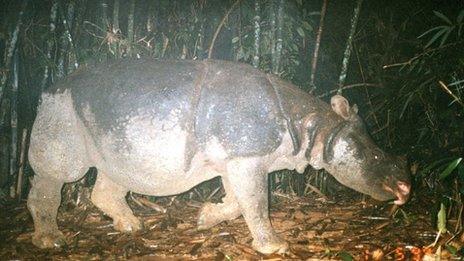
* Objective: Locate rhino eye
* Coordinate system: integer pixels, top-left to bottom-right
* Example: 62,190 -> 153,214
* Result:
372,149 -> 385,161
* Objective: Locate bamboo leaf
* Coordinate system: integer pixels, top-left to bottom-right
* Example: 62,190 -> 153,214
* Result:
434,11 -> 452,25
449,79 -> 464,86
457,9 -> 464,23
439,27 -> 453,46
338,252 -> 354,261
445,244 -> 458,255
438,157 -> 462,180
231,37 -> 239,43
418,157 -> 455,177
296,27 -> 305,37
302,21 -> 312,31
418,25 -> 447,38
400,93 -> 414,119
425,28 -> 448,48
437,203 -> 447,234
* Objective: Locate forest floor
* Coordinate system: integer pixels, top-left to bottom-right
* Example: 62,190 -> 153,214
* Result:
0,187 -> 457,260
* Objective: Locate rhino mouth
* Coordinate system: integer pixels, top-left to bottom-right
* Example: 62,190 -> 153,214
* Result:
382,181 -> 410,205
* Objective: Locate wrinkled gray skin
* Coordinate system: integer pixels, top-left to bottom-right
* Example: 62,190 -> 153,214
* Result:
27,59 -> 411,254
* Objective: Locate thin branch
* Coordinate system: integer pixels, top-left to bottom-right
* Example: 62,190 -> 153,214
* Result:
317,83 -> 380,98
383,41 -> 462,69
208,0 -> 241,59
438,80 -> 464,108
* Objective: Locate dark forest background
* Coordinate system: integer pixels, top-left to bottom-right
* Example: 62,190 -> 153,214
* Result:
0,0 -> 463,227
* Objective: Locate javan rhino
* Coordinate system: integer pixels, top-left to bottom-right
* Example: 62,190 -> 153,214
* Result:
27,59 -> 410,254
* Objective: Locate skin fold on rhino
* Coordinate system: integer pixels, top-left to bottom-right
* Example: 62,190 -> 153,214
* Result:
27,59 -> 411,254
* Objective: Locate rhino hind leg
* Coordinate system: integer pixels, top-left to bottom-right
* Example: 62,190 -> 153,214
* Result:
27,176 -> 66,248
197,178 -> 241,230
27,95 -> 91,248
224,158 -> 288,254
91,173 -> 142,233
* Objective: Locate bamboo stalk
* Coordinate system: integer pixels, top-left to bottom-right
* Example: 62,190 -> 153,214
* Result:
337,0 -> 363,93
9,52 -> 19,197
252,0 -> 261,68
40,0 -> 58,91
0,0 -> 28,102
309,0 -> 328,92
269,0 -> 276,69
113,0 -> 120,33
272,0 -> 284,75
16,129 -> 27,201
127,0 -> 136,57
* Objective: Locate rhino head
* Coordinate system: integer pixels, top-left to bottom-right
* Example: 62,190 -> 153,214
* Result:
310,95 -> 411,205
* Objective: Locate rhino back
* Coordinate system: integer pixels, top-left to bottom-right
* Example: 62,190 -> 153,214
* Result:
196,60 -> 285,157
48,59 -> 290,159
49,60 -> 200,139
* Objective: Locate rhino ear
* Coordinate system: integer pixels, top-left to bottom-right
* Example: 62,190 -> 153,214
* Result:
331,95 -> 351,120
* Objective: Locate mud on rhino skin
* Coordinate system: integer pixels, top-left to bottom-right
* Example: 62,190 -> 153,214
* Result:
27,59 -> 411,254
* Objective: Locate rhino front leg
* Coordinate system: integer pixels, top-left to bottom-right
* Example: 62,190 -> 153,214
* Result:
27,176 -> 65,248
224,158 -> 288,254
197,178 -> 241,230
91,172 -> 142,232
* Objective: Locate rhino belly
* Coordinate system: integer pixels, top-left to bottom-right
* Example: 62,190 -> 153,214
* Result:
90,116 -> 219,196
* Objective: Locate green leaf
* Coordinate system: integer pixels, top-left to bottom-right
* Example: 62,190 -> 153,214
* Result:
434,11 -> 453,25
445,244 -> 458,255
425,28 -> 448,48
438,158 -> 462,180
338,252 -> 354,261
231,37 -> 239,44
437,203 -> 447,234
439,27 -> 453,46
296,27 -> 305,38
302,21 -> 313,31
418,25 -> 448,39
449,79 -> 464,86
419,157 -> 455,177
457,9 -> 464,23
400,92 -> 414,119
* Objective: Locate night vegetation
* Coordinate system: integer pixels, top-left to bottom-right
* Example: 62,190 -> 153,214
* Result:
0,0 -> 463,259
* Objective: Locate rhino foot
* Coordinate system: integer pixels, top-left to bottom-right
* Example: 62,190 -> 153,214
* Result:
113,215 -> 143,233
91,173 -> 142,233
32,231 -> 66,249
197,200 -> 241,230
252,235 -> 289,255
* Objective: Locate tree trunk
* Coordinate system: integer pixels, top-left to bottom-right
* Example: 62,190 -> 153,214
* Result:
113,0 -> 120,33
269,0 -> 276,70
252,0 -> 261,68
57,2 -> 71,78
9,52 -> 19,197
100,0 -> 109,32
66,0 -> 78,71
0,0 -> 28,102
127,0 -> 136,57
272,0 -> 284,75
338,0 -> 363,93
40,0 -> 58,91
